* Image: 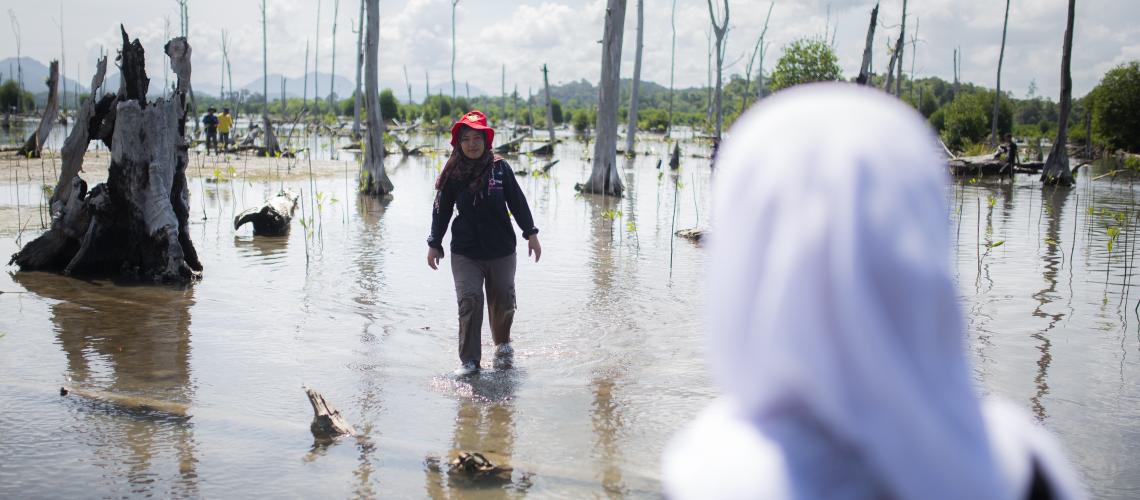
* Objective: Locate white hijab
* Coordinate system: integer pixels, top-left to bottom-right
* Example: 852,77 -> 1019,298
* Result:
664,84 -> 1081,500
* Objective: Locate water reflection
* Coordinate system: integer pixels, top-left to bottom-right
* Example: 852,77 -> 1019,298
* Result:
11,272 -> 199,496
1030,187 -> 1071,420
425,371 -> 524,498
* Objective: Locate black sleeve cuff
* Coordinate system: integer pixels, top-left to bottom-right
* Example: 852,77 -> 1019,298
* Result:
522,228 -> 539,239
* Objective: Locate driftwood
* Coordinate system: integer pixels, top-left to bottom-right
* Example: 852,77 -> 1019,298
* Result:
669,142 -> 681,169
17,60 -> 61,158
395,137 -> 428,156
529,142 -> 555,156
541,159 -> 559,173
448,451 -> 513,483
676,227 -> 706,243
494,134 -> 527,154
305,386 -> 354,440
8,28 -> 202,284
61,385 -> 189,417
234,190 -> 298,236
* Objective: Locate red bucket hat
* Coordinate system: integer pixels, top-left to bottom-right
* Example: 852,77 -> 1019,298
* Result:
450,110 -> 495,148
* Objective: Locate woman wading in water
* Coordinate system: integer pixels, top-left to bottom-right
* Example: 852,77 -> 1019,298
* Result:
427,111 -> 541,376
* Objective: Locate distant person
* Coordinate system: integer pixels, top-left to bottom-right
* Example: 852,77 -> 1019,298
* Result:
662,84 -> 1085,500
1003,133 -> 1019,177
218,107 -> 234,152
202,107 -> 219,154
426,110 -> 542,377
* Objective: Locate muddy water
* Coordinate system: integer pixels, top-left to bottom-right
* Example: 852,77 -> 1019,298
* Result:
0,132 -> 1138,498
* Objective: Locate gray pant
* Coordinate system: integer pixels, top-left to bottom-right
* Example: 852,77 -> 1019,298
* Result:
451,253 -> 517,365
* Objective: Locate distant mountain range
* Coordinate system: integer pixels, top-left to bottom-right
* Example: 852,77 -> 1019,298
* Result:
3,56 -> 693,108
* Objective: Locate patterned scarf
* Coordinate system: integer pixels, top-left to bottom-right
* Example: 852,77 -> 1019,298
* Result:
436,148 -> 498,193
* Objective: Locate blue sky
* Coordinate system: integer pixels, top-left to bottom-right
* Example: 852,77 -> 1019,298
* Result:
4,0 -> 1137,99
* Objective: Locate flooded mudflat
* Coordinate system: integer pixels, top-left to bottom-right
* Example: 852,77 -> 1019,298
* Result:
0,132 -> 1138,498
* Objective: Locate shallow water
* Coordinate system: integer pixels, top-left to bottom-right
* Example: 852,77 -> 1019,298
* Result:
0,133 -> 1138,498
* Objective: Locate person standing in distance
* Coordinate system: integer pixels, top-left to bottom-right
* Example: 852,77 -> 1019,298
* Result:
202,107 -> 219,155
427,110 -> 541,376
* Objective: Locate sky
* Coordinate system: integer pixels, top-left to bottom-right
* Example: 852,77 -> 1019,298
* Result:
3,0 -> 1137,100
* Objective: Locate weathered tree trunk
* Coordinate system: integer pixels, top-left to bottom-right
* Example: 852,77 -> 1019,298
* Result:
991,0 -> 1010,145
361,0 -> 392,196
451,0 -> 459,100
624,0 -> 644,156
10,30 -> 202,284
353,0 -> 364,138
314,0 -> 321,113
328,0 -> 340,111
542,64 -> 555,145
884,35 -> 900,94
666,0 -> 676,138
51,56 -> 108,213
18,61 -> 61,158
260,1 -> 279,156
1041,0 -> 1076,187
895,0 -> 907,97
708,0 -> 728,141
578,0 -> 626,197
856,4 -> 879,85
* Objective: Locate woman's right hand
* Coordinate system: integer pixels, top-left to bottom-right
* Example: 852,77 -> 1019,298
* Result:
427,247 -> 444,270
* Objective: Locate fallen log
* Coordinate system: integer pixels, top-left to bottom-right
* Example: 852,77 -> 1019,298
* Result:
529,142 -> 554,156
676,227 -> 706,243
305,386 -> 354,440
234,190 -> 298,236
541,159 -> 559,173
8,28 -> 202,284
494,134 -> 527,155
61,385 -> 189,418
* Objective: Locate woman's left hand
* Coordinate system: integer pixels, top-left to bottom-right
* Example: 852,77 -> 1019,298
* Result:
527,235 -> 542,263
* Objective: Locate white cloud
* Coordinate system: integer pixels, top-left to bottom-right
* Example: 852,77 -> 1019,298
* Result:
5,0 -> 1138,100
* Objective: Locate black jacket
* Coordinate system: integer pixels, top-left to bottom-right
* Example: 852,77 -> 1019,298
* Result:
428,159 -> 538,260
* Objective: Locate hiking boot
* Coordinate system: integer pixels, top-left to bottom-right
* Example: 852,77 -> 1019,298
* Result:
453,361 -> 479,377
493,343 -> 514,370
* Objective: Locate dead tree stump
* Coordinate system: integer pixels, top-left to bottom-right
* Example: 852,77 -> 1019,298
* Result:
234,190 -> 298,236
8,28 -> 202,284
305,386 -> 355,440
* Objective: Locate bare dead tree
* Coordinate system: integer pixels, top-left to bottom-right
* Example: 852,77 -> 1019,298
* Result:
260,0 -> 279,155
707,0 -> 729,141
1041,0 -> 1076,186
895,0 -> 907,96
542,64 -> 555,144
624,0 -> 645,156
314,0 -> 321,114
18,61 -> 59,158
856,3 -> 879,85
666,0 -> 676,138
451,0 -> 459,101
328,0 -> 340,111
578,0 -> 627,197
755,1 -> 775,101
743,1 -> 775,110
9,10 -> 23,113
361,0 -> 392,196
991,0 -> 1010,145
353,0 -> 364,138
303,39 -> 310,111
908,17 -> 919,101
884,33 -> 901,94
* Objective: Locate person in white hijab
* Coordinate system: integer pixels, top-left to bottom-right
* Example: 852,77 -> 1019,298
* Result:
663,83 -> 1085,500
